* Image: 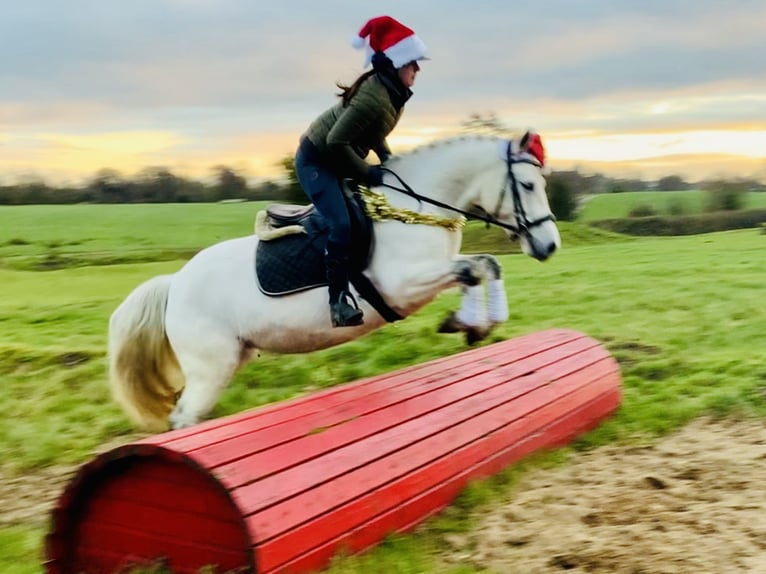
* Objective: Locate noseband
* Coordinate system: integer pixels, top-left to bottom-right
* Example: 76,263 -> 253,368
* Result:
378,141 -> 555,240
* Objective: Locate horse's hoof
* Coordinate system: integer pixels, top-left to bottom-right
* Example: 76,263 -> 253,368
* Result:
169,408 -> 197,430
465,327 -> 489,346
437,313 -> 462,333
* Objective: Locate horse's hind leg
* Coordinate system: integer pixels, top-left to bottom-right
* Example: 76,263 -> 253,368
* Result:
167,327 -> 244,429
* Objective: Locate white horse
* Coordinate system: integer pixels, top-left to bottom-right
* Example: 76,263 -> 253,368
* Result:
108,133 -> 561,430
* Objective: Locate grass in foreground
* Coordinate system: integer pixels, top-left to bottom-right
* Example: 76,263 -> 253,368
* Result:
1,219 -> 765,573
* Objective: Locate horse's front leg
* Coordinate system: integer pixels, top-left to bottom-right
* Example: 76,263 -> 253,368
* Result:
438,254 -> 508,345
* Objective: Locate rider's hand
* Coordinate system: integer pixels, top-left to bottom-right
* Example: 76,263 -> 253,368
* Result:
367,165 -> 385,187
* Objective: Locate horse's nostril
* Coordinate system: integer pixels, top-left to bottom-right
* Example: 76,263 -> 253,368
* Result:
547,242 -> 557,255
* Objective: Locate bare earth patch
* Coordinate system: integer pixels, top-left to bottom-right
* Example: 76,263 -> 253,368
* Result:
3,420 -> 765,574
440,417 -> 766,574
1,433 -> 147,528
0,465 -> 76,527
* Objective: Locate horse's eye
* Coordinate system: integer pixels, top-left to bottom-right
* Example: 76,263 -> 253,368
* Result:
521,182 -> 535,192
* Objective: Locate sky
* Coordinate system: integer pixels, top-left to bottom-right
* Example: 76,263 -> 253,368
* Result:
2,0 -> 765,185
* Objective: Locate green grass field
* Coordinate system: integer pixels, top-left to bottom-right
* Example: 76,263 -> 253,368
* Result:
1,204 -> 765,573
578,190 -> 766,221
0,202 -> 270,270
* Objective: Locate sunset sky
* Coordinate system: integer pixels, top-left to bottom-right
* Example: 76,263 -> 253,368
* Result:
2,1 -> 765,185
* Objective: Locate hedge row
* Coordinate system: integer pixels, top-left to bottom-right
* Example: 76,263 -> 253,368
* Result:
590,209 -> 766,236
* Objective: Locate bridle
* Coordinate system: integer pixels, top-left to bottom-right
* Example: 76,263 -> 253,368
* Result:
378,140 -> 555,240
493,140 -> 556,239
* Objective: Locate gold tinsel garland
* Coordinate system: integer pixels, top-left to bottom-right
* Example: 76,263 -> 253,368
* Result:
360,188 -> 466,231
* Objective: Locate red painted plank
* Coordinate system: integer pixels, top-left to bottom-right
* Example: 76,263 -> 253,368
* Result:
192,335 -> 598,470
73,521 -> 249,573
249,366 -> 619,570
448,387 -> 622,486
231,347 -> 612,514
154,332 -> 582,464
255,375 -> 618,571
214,338 -> 605,492
48,330 -> 621,574
159,329 -> 583,453
81,497 -> 246,547
261,387 -> 620,574
250,360 -> 617,541
68,547 -> 203,574
250,359 -> 616,535
91,468 -> 239,522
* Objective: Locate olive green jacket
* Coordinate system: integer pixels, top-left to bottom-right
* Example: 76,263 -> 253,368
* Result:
304,75 -> 403,180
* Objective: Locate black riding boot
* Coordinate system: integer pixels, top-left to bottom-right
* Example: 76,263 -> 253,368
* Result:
325,244 -> 364,327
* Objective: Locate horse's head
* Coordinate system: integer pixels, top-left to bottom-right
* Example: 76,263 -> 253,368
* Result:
380,132 -> 560,261
483,132 -> 561,261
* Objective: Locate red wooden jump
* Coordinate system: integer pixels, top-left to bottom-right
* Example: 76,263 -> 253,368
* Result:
45,328 -> 621,574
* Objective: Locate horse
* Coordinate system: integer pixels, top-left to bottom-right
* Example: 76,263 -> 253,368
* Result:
108,132 -> 561,431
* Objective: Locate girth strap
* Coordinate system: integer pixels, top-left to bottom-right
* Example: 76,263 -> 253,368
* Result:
350,271 -> 403,323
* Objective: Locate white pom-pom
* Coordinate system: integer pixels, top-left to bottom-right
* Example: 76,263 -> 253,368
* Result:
351,35 -> 366,49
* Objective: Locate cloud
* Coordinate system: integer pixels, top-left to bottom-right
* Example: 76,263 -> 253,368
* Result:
549,129 -> 766,162
1,1 -> 765,182
6,1 -> 764,107
557,153 -> 766,181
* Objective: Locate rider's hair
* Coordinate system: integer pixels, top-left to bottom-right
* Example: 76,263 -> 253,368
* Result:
336,70 -> 376,107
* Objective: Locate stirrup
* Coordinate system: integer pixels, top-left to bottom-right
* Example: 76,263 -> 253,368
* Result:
331,291 -> 364,327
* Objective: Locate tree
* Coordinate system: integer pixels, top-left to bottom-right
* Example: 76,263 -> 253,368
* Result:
547,174 -> 577,221
277,155 -> 307,204
87,169 -> 130,203
135,167 -> 181,203
705,180 -> 747,212
213,166 -> 247,201
248,180 -> 283,201
657,175 -> 689,191
461,112 -> 510,136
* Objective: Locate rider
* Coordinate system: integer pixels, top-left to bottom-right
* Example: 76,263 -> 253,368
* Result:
294,16 -> 429,327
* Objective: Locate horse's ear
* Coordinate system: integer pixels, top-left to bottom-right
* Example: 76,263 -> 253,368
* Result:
519,131 -> 531,151
520,131 -> 546,167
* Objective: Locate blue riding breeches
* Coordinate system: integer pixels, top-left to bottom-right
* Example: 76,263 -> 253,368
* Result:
294,137 -> 352,247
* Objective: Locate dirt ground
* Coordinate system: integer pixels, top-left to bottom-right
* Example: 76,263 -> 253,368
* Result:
4,418 -> 765,573
440,417 -> 766,574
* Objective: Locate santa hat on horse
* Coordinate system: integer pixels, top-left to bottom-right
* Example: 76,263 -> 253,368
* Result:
351,16 -> 429,69
524,133 -> 546,167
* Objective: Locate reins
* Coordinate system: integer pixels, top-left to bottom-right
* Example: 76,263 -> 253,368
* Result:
377,167 -> 493,228
376,143 -> 555,239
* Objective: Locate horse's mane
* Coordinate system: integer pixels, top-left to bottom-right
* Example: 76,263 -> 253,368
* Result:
390,134 -> 500,162
384,134 -> 505,198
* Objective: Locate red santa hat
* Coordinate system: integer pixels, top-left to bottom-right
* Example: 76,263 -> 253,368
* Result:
524,132 -> 546,167
351,16 -> 429,69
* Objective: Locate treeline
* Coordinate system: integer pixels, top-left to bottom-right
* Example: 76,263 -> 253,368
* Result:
551,171 -> 766,196
0,161 -> 582,222
593,209 -> 766,236
0,164 -> 306,206
1,159 -> 763,224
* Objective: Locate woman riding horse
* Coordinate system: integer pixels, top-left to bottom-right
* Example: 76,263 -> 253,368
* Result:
294,16 -> 429,327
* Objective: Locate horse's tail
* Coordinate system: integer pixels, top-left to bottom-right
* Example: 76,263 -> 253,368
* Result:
108,274 -> 183,431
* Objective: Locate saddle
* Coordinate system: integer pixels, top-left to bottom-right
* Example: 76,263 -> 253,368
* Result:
256,204 -> 314,236
254,189 -> 402,322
